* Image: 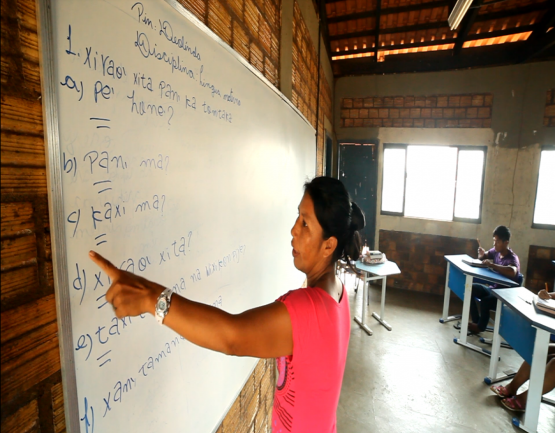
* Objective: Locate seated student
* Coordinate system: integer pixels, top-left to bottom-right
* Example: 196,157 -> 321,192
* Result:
468,225 -> 520,334
490,290 -> 555,411
491,346 -> 555,412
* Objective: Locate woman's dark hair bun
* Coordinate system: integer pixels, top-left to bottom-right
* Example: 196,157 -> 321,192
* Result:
350,201 -> 365,232
303,177 -> 366,264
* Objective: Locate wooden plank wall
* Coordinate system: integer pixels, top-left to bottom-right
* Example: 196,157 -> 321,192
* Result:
1,1 -> 64,432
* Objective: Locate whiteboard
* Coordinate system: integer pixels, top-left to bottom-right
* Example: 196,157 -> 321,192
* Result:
38,1 -> 315,431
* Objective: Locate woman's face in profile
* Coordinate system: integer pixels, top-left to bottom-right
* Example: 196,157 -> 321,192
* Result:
290,193 -> 326,274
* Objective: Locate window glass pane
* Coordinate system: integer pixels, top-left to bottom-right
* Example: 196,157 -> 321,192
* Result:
454,150 -> 484,219
533,149 -> 555,226
381,148 -> 406,213
405,146 -> 457,220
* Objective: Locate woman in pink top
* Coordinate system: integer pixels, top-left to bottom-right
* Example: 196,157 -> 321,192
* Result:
89,177 -> 365,432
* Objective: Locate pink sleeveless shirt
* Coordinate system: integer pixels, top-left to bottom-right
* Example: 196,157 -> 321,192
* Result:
272,286 -> 351,433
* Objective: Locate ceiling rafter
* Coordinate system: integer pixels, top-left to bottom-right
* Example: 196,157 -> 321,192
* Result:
327,2 -> 549,32
327,3 -> 550,45
523,29 -> 555,61
332,25 -> 535,59
326,1 -> 555,76
464,24 -> 535,41
526,2 -> 555,42
326,0 -> 449,24
318,0 -> 333,61
333,38 -> 457,57
334,41 -> 530,75
329,21 -> 449,42
521,2 -> 555,63
474,2 -> 551,22
453,0 -> 485,55
374,0 -> 381,61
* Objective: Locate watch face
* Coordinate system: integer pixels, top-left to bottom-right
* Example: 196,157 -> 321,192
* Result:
157,299 -> 167,310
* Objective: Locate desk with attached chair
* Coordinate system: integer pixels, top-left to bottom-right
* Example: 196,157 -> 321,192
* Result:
485,287 -> 555,433
440,254 -> 519,356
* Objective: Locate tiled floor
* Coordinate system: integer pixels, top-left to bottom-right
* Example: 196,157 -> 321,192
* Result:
337,275 -> 555,433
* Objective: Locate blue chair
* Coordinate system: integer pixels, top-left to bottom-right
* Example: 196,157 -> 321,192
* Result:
481,272 -> 524,331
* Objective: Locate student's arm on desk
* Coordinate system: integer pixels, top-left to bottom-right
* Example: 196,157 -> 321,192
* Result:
482,260 -> 517,279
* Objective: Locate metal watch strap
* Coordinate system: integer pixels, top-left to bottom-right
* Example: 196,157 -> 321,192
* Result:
155,288 -> 173,325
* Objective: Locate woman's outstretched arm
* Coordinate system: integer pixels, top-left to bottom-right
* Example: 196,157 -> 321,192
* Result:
90,251 -> 293,358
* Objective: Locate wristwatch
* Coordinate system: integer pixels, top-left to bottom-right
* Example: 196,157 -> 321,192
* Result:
155,288 -> 173,325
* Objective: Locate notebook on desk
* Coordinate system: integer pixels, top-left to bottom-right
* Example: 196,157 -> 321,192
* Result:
533,295 -> 555,318
462,258 -> 488,268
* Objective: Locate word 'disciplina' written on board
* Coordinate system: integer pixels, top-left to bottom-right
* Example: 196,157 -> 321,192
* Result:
60,2 -> 241,126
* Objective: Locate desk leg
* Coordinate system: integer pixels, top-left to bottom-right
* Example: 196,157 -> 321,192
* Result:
485,299 -> 503,384
440,263 -> 460,323
458,275 -> 472,345
354,276 -> 373,336
454,275 -> 491,356
372,277 -> 392,331
514,328 -> 550,433
367,275 -> 370,306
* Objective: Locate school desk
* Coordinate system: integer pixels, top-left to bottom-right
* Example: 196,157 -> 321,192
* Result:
354,260 -> 401,336
440,254 -> 519,356
484,287 -> 555,433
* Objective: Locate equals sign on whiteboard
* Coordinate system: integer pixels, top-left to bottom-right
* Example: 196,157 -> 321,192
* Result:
93,180 -> 112,194
97,350 -> 112,367
95,233 -> 107,246
90,117 -> 110,129
96,293 -> 108,309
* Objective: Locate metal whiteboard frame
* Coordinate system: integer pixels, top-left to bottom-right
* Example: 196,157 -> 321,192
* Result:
36,0 -> 80,431
36,1 -> 315,432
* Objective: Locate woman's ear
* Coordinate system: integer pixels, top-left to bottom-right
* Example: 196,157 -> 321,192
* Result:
322,236 -> 338,259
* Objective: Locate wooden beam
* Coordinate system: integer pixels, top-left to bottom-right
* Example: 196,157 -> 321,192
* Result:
329,20 -> 449,41
332,24 -> 537,57
326,2 -> 549,43
527,3 -> 555,42
475,2 -> 551,23
326,0 -> 449,24
318,0 -> 333,61
325,0 -> 548,31
521,28 -> 555,62
465,24 -> 536,42
374,0 -> 381,61
521,3 -> 555,61
453,0 -> 484,55
332,38 -> 457,58
333,41 -> 538,75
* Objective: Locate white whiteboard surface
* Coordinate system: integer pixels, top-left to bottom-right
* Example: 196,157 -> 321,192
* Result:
39,1 -> 315,431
